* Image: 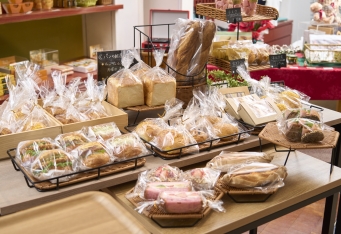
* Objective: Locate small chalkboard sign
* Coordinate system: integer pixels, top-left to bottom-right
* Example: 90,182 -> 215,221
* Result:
97,50 -> 137,82
230,58 -> 246,74
226,8 -> 242,23
269,54 -> 287,69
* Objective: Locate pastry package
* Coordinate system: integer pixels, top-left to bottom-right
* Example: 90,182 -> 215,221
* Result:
107,50 -> 144,108
277,118 -> 330,143
282,108 -> 323,122
30,149 -> 75,182
135,190 -> 225,214
16,138 -> 62,168
247,44 -> 270,66
105,132 -> 150,161
161,98 -> 185,124
206,151 -> 274,172
184,168 -> 221,191
242,0 -> 258,16
82,122 -> 121,141
130,47 -> 152,78
55,131 -> 91,152
143,181 -> 192,200
221,162 -> 288,190
72,141 -> 112,170
134,118 -> 169,142
141,49 -> 176,107
167,19 -> 216,84
21,105 -> 57,132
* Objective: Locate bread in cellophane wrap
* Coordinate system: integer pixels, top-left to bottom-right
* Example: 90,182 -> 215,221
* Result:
82,122 -> 121,141
21,105 -> 58,132
206,151 -> 274,173
130,47 -> 152,78
107,50 -> 144,108
275,86 -> 310,111
134,118 -> 169,142
184,168 -> 221,191
105,132 -> 149,161
55,131 -> 91,152
277,117 -> 332,143
30,149 -> 76,182
16,138 -> 62,168
242,0 -> 258,16
161,98 -> 184,124
282,107 -> 323,123
75,74 -> 109,120
141,49 -> 176,107
71,141 -> 113,170
246,44 -> 270,66
226,41 -> 252,68
221,162 -> 288,191
14,61 -> 42,85
151,124 -> 199,155
135,190 -> 225,214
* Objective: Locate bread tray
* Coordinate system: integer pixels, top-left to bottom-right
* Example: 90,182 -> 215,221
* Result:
196,3 -> 279,22
125,122 -> 253,160
125,187 -> 224,227
7,148 -> 153,192
208,56 -> 270,73
215,175 -> 278,203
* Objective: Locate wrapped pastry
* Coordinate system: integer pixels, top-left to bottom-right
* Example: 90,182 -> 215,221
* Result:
144,181 -> 192,200
206,151 -> 274,172
16,138 -> 62,168
221,162 -> 287,190
134,118 -> 169,142
21,106 -> 56,132
83,122 -> 121,141
106,133 -> 149,161
184,168 -> 221,191
283,108 -> 322,122
107,50 -> 144,108
141,49 -> 176,107
55,132 -> 90,152
31,149 -> 75,182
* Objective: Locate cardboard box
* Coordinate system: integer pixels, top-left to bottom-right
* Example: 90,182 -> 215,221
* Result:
238,97 -> 282,126
43,101 -> 128,133
0,108 -> 62,160
224,94 -> 260,120
219,86 -> 251,119
64,58 -> 97,73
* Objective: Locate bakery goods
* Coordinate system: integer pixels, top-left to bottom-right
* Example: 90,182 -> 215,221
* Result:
221,163 -> 288,188
134,118 -> 168,142
107,75 -> 144,108
213,122 -> 239,140
56,132 -> 90,152
144,181 -> 192,200
76,142 -> 111,168
206,152 -> 274,172
189,129 -> 209,143
184,168 -> 220,190
160,191 -> 203,214
23,121 -> 46,131
146,165 -> 184,182
285,119 -> 324,143
87,122 -> 121,140
154,129 -> 186,154
106,133 -> 148,160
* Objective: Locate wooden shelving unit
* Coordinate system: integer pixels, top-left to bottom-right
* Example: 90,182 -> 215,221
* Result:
0,4 -> 123,24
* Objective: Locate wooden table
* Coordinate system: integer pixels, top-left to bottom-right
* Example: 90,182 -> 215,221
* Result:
110,149 -> 341,234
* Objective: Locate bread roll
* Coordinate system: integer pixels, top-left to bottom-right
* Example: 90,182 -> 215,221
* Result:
189,129 -> 208,143
56,132 -> 90,152
107,133 -> 147,159
88,122 -> 121,140
107,76 -> 144,108
154,129 -> 186,154
77,142 -> 110,168
143,75 -> 176,107
134,119 -> 168,142
213,122 -> 239,140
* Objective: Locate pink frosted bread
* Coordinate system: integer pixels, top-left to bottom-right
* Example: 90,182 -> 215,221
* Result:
160,191 -> 203,214
144,181 -> 191,200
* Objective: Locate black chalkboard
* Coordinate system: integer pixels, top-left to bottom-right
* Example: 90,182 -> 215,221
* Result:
226,8 -> 242,23
230,58 -> 246,74
269,54 -> 287,69
97,50 -> 138,82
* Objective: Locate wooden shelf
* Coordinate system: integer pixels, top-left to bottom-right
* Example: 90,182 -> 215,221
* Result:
0,4 -> 123,24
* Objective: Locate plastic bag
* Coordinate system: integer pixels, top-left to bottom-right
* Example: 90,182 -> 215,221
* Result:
105,132 -> 150,161
221,162 -> 287,190
82,122 -> 121,141
282,108 -> 323,123
107,50 -> 144,108
184,168 -> 221,191
21,105 -> 57,132
130,47 -> 152,78
55,131 -> 91,152
206,151 -> 274,172
161,98 -> 184,123
134,118 -> 169,142
242,0 -> 258,16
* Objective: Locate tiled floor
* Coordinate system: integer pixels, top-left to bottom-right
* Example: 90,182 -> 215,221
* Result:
242,198 -> 326,234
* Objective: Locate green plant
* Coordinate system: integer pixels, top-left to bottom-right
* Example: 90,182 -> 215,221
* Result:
207,70 -> 248,87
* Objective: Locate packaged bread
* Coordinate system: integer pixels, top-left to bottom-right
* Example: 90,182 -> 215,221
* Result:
202,115 -> 239,141
16,138 -> 62,168
134,118 -> 169,142
206,151 -> 274,172
141,50 -> 176,107
83,122 -> 121,141
221,162 -> 288,189
30,149 -> 75,182
184,168 -> 221,191
107,50 -> 144,108
106,133 -> 149,161
21,106 -> 57,132
242,0 -> 258,16
144,181 -> 192,200
55,132 -> 91,152
283,108 -> 323,122
130,47 -> 152,78
72,141 -> 112,169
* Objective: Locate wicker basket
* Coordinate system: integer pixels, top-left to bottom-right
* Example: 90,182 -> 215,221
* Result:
196,3 -> 279,22
176,82 -> 208,107
208,56 -> 270,72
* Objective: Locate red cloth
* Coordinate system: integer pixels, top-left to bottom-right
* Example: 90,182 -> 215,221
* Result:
207,64 -> 341,100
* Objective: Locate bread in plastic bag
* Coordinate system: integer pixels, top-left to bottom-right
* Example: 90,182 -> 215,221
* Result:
82,122 -> 121,141
130,47 -> 152,78
55,131 -> 91,152
143,181 -> 193,200
283,108 -> 323,122
107,50 -> 144,108
184,168 -> 221,191
134,118 -> 169,142
141,49 -> 176,107
206,151 -> 274,173
21,105 -> 56,132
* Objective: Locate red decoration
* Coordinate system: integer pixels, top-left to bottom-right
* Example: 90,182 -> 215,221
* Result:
227,20 -> 275,41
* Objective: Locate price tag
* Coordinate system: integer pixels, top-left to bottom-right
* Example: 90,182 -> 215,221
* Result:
226,8 -> 242,23
230,59 -> 246,74
269,54 -> 287,69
